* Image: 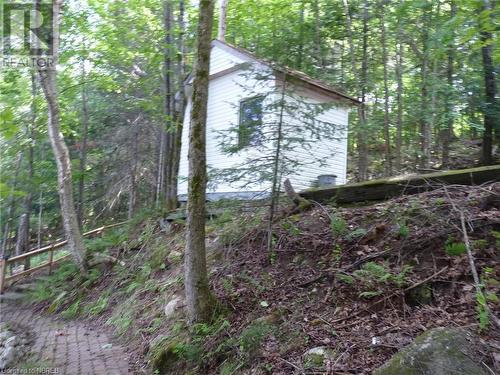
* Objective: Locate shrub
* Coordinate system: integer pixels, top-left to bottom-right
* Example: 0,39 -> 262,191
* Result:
330,215 -> 347,237
445,241 -> 467,256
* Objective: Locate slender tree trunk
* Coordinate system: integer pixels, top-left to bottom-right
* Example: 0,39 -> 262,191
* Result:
217,0 -> 228,41
343,0 -> 368,181
163,0 -> 178,211
380,6 -> 391,176
78,62 -> 89,227
16,73 -> 37,269
442,1 -> 456,168
358,1 -> 369,180
312,0 -> 323,68
296,1 -> 305,69
395,14 -> 404,172
37,0 -> 87,275
418,7 -> 431,169
1,153 -> 23,257
169,0 -> 187,208
128,114 -> 141,219
37,189 -> 43,248
185,0 -> 216,325
267,74 -> 287,253
479,0 -> 498,165
156,130 -> 166,206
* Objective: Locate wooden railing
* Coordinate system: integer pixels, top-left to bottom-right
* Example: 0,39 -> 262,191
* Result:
0,221 -> 127,294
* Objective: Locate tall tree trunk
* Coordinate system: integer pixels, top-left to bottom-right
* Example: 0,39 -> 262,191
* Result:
380,5 -> 391,176
164,0 -> 178,211
418,6 -> 431,169
185,0 -> 216,325
217,0 -> 228,41
16,73 -> 37,269
169,0 -> 187,209
128,114 -> 141,219
37,0 -> 87,275
479,0 -> 498,165
442,1 -> 456,168
395,8 -> 404,172
296,1 -> 305,69
77,62 -> 89,228
343,0 -> 368,181
37,189 -> 43,248
312,0 -> 323,68
1,152 -> 23,258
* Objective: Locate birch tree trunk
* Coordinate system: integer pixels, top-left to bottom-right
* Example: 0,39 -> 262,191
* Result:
37,0 -> 87,274
184,0 -> 216,325
217,0 -> 228,41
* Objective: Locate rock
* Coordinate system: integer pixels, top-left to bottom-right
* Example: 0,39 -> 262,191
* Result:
164,296 -> 182,319
0,346 -> 15,370
0,331 -> 13,342
303,346 -> 335,368
4,336 -> 17,347
374,328 -> 490,375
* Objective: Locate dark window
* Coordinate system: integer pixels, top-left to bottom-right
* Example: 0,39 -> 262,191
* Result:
238,96 -> 264,148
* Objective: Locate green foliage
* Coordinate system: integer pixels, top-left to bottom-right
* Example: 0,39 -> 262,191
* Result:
475,291 -> 489,331
397,224 -> 410,239
85,228 -> 128,254
345,228 -> 368,241
445,241 -> 467,256
353,262 -> 413,298
107,306 -> 134,336
62,300 -> 81,319
359,290 -> 383,299
86,294 -> 109,316
336,273 -> 354,285
330,215 -> 347,237
81,268 -> 102,288
27,262 -> 79,303
238,321 -> 273,359
492,230 -> 500,248
331,244 -> 342,266
281,221 -> 301,236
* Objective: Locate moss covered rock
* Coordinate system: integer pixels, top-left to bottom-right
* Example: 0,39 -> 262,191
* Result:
374,328 -> 489,375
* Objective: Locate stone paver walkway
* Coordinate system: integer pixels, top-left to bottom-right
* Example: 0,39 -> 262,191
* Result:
0,302 -> 130,374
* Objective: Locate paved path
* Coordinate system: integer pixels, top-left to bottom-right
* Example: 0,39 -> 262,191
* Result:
0,302 -> 130,374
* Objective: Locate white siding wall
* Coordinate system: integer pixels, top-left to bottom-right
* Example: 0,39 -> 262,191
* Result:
178,42 -> 350,199
178,44 -> 275,197
281,84 -> 349,190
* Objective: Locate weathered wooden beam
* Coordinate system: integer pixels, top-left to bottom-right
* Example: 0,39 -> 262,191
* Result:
300,165 -> 500,204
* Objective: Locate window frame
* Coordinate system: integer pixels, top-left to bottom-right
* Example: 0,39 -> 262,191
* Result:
237,95 -> 265,149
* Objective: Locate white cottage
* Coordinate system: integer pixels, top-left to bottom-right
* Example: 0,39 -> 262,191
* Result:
178,40 -> 359,201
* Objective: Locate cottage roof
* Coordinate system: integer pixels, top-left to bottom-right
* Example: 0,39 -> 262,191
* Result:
212,39 -> 361,106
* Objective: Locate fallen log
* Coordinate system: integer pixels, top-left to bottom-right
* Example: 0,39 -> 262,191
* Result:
300,165 -> 500,204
